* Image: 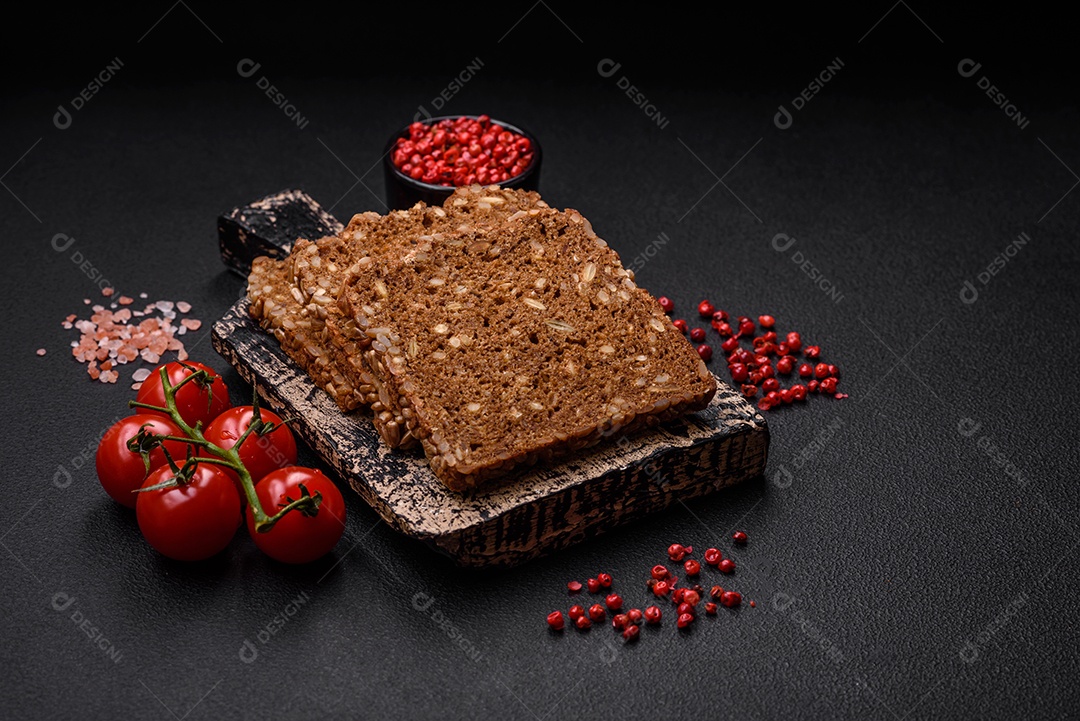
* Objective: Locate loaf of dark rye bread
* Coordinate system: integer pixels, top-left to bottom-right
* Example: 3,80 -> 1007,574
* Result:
247,186 -> 547,417
341,208 -> 716,491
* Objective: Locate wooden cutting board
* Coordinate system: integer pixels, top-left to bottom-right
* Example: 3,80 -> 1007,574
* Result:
213,191 -> 769,567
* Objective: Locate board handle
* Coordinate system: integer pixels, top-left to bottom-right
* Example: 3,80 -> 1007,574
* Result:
217,189 -> 343,276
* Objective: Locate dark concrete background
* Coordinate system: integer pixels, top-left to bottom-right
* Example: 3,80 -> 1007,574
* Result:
2,5 -> 1077,719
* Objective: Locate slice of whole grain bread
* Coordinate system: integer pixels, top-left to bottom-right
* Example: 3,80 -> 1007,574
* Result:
247,252 -> 365,408
310,186 -> 548,447
342,207 -> 716,491
246,186 -> 547,422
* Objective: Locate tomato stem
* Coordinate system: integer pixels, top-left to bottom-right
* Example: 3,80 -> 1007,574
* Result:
128,366 -> 314,533
130,400 -> 170,414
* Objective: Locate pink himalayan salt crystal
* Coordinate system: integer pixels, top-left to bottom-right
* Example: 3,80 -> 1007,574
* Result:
101,287 -> 114,297
36,348 -> 46,356
60,292 -> 205,384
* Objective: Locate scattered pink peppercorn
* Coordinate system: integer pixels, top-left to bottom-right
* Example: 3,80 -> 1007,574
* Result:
776,356 -> 795,374
704,548 -> 721,565
644,605 -> 662,624
705,602 -> 718,615
710,585 -> 724,599
658,296 -> 674,313
611,613 -> 629,630
588,604 -> 606,621
653,581 -> 671,597
677,612 -> 694,629
627,608 -> 643,625
567,581 -> 582,593
696,344 -> 713,362
597,573 -> 613,588
672,319 -> 688,334
719,558 -> 736,574
668,544 -> 688,561
720,591 -> 742,608
804,345 -> 821,359
684,559 -> 701,576
651,564 -> 669,581
698,300 -> 715,318
568,605 -> 585,620
547,611 -> 565,630
712,310 -> 729,323
575,615 -> 592,630
622,624 -> 640,642
682,590 -> 701,606
721,337 -> 739,353
821,377 -> 838,394
762,378 -> 780,393
732,531 -> 748,544
587,578 -> 601,593
605,594 -> 623,611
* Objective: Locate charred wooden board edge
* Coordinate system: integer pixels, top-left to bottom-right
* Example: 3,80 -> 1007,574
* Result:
441,418 -> 769,568
212,298 -> 770,567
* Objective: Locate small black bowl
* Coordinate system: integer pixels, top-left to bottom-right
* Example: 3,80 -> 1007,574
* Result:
382,115 -> 542,209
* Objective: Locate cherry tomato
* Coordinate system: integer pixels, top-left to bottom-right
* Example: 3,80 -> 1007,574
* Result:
246,467 -> 346,564
136,463 -> 242,561
203,406 -> 297,488
136,361 -> 231,429
96,415 -> 189,508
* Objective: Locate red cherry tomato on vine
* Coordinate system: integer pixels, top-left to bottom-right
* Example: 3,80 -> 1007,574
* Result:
203,406 -> 298,488
136,463 -> 242,561
96,415 -> 189,508
136,361 -> 231,428
246,467 -> 346,564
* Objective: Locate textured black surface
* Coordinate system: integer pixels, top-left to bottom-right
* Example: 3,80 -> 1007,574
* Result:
2,7 -> 1079,721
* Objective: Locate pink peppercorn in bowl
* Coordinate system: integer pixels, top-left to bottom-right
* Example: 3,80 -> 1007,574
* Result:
383,114 -> 542,209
